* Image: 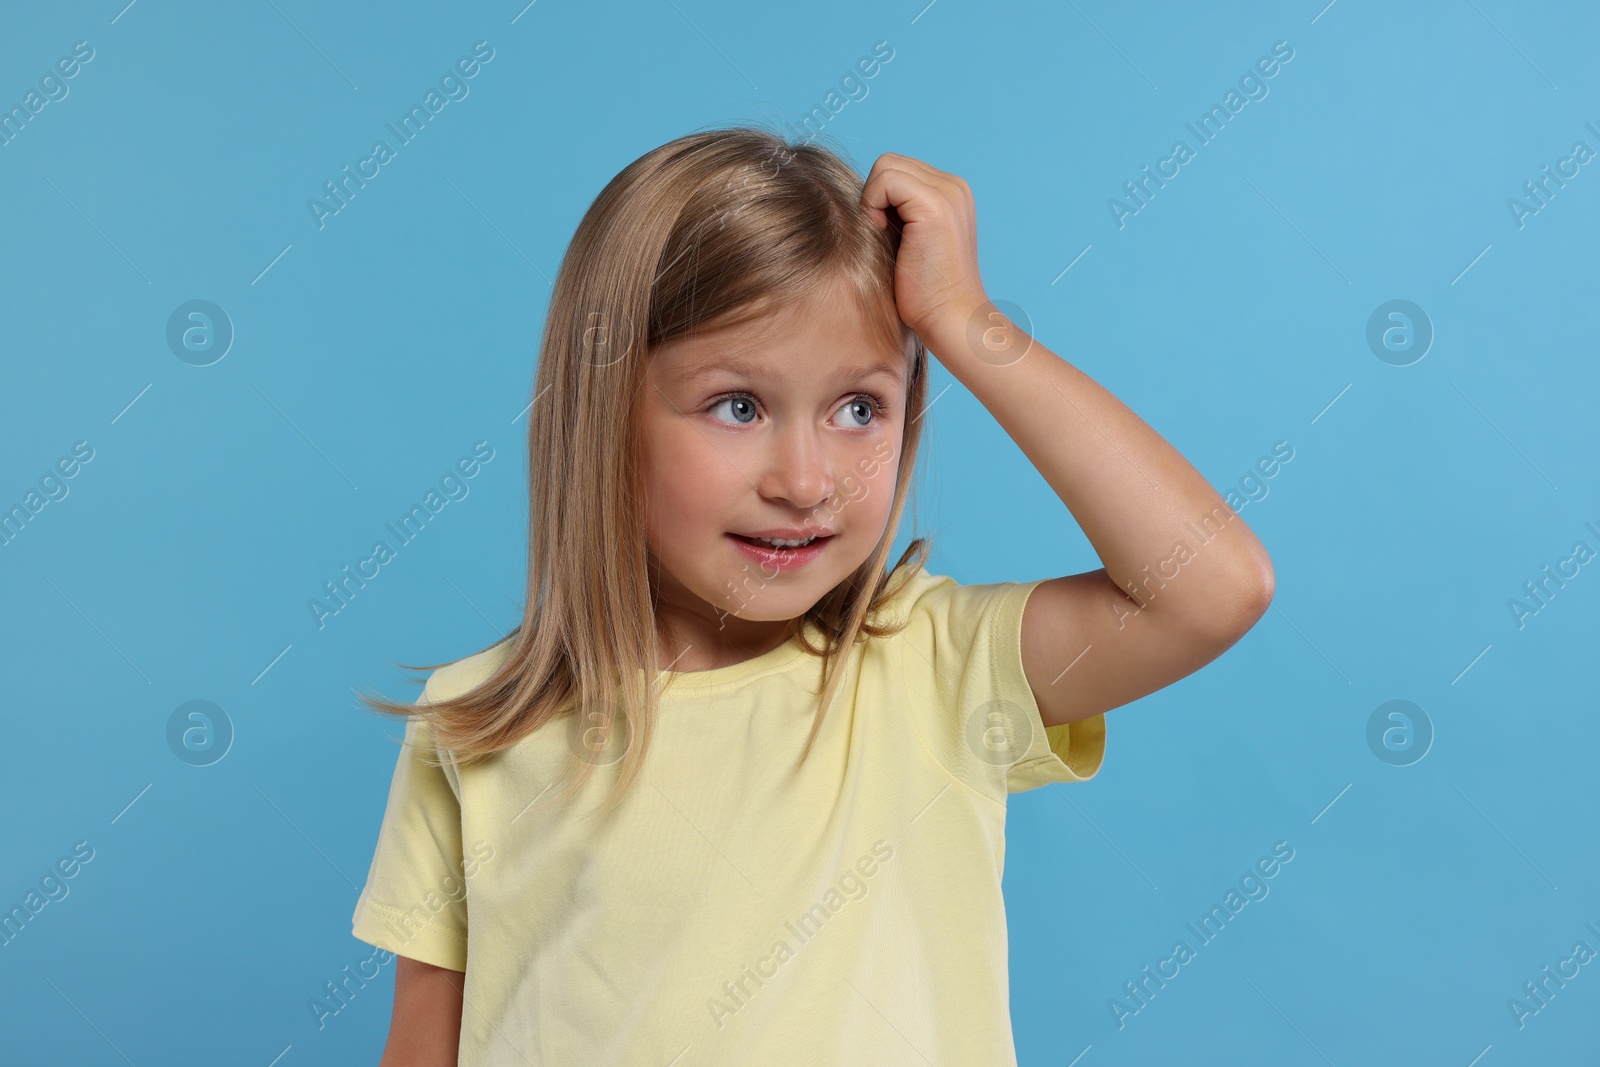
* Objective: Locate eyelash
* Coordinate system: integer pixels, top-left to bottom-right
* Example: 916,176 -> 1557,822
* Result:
706,390 -> 890,426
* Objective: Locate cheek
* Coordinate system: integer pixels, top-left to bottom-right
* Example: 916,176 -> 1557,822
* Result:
862,444 -> 900,491
642,426 -> 733,533
842,450 -> 898,523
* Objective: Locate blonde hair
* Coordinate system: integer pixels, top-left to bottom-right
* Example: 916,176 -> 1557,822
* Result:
360,124 -> 934,816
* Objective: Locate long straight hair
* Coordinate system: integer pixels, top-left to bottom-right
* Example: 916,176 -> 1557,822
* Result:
361,125 -> 934,817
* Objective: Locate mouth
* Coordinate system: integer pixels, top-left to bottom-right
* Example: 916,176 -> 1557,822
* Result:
730,532 -> 826,548
726,532 -> 834,569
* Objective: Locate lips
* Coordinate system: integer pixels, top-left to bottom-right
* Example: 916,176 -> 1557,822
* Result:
726,532 -> 833,570
732,528 -> 835,541
731,533 -> 830,548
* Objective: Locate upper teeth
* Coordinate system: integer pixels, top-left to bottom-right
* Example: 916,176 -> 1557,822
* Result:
752,535 -> 815,547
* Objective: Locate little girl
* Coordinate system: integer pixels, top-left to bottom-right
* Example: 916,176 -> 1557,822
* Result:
352,126 -> 1274,1065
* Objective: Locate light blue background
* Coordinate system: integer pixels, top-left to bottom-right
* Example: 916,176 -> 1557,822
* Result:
3,0 -> 1596,1063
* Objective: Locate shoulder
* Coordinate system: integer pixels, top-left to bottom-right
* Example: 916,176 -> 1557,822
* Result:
869,565 -> 957,625
421,636 -> 517,705
870,564 -> 1036,635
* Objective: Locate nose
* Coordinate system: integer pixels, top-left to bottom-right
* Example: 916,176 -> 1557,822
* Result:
755,421 -> 837,512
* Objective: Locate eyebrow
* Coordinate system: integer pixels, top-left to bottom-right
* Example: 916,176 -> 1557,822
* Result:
675,355 -> 904,388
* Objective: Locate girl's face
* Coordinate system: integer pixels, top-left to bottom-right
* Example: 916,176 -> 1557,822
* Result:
640,276 -> 908,643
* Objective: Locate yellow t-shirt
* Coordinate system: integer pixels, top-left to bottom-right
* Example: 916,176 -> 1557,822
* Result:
352,567 -> 1107,1065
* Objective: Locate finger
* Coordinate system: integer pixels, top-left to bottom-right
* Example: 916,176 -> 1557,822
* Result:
860,168 -> 915,236
875,152 -> 949,184
861,168 -> 963,289
864,154 -> 968,222
861,166 -> 937,223
861,152 -> 943,200
869,153 -> 966,205
859,154 -> 898,226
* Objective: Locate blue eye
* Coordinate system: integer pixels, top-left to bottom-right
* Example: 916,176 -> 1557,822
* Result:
708,394 -> 759,425
706,391 -> 888,428
833,396 -> 880,429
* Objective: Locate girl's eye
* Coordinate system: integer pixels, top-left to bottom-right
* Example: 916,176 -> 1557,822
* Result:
707,392 -> 889,428
832,393 -> 887,429
708,394 -> 759,425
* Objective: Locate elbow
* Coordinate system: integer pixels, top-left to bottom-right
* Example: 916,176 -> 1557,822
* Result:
1250,558 -> 1275,613
1193,558 -> 1273,646
1223,561 -> 1275,637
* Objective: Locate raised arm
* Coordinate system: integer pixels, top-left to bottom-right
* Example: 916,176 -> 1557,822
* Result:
862,153 -> 1275,728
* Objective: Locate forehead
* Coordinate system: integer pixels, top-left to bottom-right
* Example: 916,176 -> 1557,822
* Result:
670,350 -> 906,389
655,286 -> 909,386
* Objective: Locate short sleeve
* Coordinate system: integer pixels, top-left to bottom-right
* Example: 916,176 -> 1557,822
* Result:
350,689 -> 470,971
896,571 -> 1107,800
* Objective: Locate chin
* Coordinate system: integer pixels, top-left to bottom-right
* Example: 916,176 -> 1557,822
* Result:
711,577 -> 830,621
713,592 -> 808,623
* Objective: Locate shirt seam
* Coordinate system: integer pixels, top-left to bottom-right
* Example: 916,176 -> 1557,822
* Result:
357,898 -> 469,944
994,579 -> 1112,789
897,578 -> 1026,814
990,578 -> 1065,787
658,646 -> 821,695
